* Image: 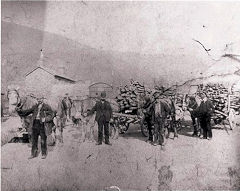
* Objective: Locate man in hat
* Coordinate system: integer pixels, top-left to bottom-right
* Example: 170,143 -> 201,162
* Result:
142,95 -> 155,144
86,91 -> 113,145
191,92 -> 214,140
187,96 -> 200,136
62,93 -> 73,122
16,96 -> 54,159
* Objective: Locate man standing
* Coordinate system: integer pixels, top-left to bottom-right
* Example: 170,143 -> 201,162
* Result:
142,95 -> 155,144
54,96 -> 66,143
87,91 -> 113,145
16,96 -> 54,159
187,96 -> 200,136
62,93 -> 72,121
192,93 -> 214,140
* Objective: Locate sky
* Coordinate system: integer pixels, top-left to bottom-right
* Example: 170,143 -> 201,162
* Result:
2,1 -> 240,87
2,1 -> 240,58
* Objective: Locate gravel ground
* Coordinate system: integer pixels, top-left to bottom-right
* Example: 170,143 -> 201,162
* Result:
1,115 -> 240,191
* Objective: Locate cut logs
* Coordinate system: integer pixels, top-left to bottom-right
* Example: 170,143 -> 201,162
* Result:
115,80 -> 145,114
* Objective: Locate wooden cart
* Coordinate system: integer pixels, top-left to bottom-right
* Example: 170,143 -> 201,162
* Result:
112,112 -> 149,136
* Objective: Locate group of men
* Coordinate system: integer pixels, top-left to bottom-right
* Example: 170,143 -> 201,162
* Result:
187,92 -> 214,140
141,94 -> 177,147
16,91 -> 113,159
142,91 -> 215,147
15,88 -> 215,159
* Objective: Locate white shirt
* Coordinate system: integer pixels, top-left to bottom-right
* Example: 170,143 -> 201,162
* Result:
36,104 -> 43,119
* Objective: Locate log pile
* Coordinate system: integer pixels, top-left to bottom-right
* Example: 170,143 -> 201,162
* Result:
115,80 -> 145,114
231,83 -> 240,95
115,79 -> 186,115
229,95 -> 240,114
197,84 -> 229,122
201,84 -> 228,111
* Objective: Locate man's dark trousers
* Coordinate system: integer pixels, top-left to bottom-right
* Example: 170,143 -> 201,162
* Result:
97,116 -> 110,143
145,116 -> 153,141
199,115 -> 212,138
31,119 -> 47,156
191,114 -> 199,135
154,117 -> 164,145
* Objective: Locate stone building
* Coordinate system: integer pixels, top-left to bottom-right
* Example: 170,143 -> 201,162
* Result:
25,66 -> 75,98
24,49 -> 76,98
89,82 -> 113,99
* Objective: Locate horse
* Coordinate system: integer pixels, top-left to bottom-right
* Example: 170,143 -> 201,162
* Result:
8,88 -> 59,145
48,96 -> 67,144
7,88 -> 21,115
138,93 -> 178,145
71,97 -> 96,142
108,99 -> 121,139
7,89 -> 38,141
154,96 -> 178,142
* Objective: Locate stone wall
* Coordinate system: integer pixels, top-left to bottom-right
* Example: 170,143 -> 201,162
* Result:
25,68 -> 55,98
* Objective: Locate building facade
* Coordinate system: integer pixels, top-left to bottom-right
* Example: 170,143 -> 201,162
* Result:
89,82 -> 113,99
25,66 -> 75,98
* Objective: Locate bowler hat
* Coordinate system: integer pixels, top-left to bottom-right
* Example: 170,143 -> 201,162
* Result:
100,91 -> 106,98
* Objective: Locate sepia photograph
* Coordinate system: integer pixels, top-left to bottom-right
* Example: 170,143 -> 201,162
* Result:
1,1 -> 240,191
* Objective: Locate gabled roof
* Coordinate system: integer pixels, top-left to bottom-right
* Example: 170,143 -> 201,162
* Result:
89,82 -> 113,88
25,66 -> 75,83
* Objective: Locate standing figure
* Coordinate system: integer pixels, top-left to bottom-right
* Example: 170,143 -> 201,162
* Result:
153,96 -> 177,146
62,93 -> 73,122
16,96 -> 54,159
192,93 -> 214,140
187,96 -> 200,136
142,95 -> 155,144
86,91 -> 113,145
54,96 -> 66,143
109,99 -> 120,140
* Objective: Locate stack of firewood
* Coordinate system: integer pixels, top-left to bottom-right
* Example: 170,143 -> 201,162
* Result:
230,83 -> 240,113
231,83 -> 240,95
204,84 -> 228,99
200,84 -> 228,112
195,84 -> 229,121
229,95 -> 240,113
115,80 -> 145,114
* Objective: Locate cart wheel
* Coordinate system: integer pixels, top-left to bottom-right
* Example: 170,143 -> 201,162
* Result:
140,120 -> 149,137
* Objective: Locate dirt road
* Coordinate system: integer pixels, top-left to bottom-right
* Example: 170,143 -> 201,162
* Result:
1,116 -> 240,191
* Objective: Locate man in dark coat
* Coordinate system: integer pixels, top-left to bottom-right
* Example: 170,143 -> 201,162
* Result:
16,97 -> 54,159
142,95 -> 155,143
191,93 -> 214,140
187,96 -> 200,136
62,93 -> 73,121
87,91 -> 113,145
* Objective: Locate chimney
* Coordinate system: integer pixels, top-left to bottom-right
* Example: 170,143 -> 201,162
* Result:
38,49 -> 44,67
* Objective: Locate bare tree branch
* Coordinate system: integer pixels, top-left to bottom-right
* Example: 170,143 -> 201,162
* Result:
192,39 -> 211,55
192,39 -> 240,62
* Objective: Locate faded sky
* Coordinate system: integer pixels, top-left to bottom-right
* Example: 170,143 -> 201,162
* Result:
2,1 -> 240,57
